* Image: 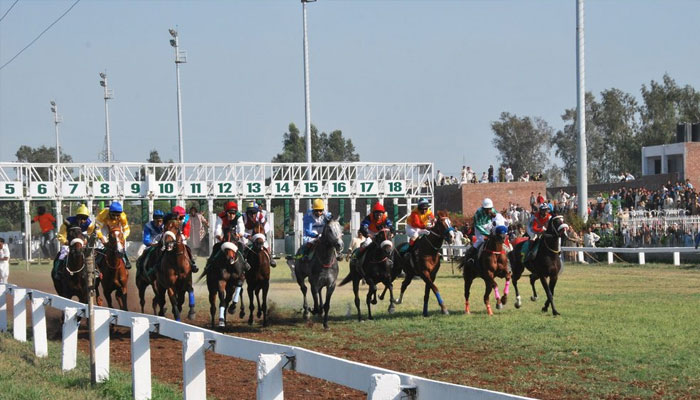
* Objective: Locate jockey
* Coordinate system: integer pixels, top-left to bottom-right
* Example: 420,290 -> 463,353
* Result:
164,205 -> 198,272
465,198 -> 496,264
523,203 -> 552,262
359,202 -> 394,248
142,210 -> 165,247
241,201 -> 276,267
214,201 -> 244,244
297,198 -> 332,260
53,204 -> 93,277
95,202 -> 132,269
406,198 -> 435,245
491,210 -> 512,252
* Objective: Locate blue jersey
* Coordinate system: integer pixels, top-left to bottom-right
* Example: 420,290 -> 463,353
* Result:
303,210 -> 332,240
66,216 -> 92,232
143,221 -> 164,246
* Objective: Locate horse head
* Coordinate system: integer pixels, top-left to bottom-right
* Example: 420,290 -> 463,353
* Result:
434,211 -> 456,245
251,221 -> 266,252
374,227 -> 394,257
221,241 -> 239,265
547,214 -> 570,240
320,217 -> 344,253
108,226 -> 124,251
162,230 -> 179,252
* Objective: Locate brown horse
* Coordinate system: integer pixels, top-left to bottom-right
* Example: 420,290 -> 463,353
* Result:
394,211 -> 455,316
95,226 -> 128,310
52,226 -> 89,303
459,226 -> 512,316
155,226 -> 192,321
135,243 -> 163,315
242,222 -> 272,326
339,228 -> 396,321
509,214 -> 569,316
201,230 -> 249,328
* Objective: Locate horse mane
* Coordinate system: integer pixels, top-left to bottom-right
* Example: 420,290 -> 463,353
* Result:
436,210 -> 449,219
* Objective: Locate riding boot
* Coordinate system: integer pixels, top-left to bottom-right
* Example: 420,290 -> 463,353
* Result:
186,246 -> 199,272
123,253 -> 132,269
267,249 -> 277,267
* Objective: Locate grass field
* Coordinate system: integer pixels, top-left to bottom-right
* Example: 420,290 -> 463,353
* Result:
4,257 -> 700,399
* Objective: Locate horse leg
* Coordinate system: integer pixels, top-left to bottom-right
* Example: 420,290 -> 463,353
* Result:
323,283 -> 335,330
187,279 -> 196,320
394,272 -> 413,305
247,284 -> 255,326
137,281 -> 146,314
483,280 -> 494,316
310,279 -> 320,316
422,280 -> 431,317
421,269 -> 448,315
217,281 -> 227,328
261,280 -> 269,327
501,270 -> 511,306
168,287 -> 180,321
386,283 -> 396,314
352,277 -> 362,321
365,285 -> 375,321
298,276 -> 310,320
256,288 -> 263,318
378,286 -> 388,301
541,275 -> 560,316
530,273 -> 539,301
463,274 -> 474,314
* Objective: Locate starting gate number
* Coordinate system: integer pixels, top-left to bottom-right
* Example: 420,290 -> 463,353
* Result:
300,181 -> 322,197
0,182 -> 22,198
328,180 -> 350,196
356,180 -> 378,196
243,181 -> 264,196
155,181 -> 178,197
185,181 -> 207,197
272,181 -> 293,196
92,181 -> 117,198
61,182 -> 87,198
384,180 -> 406,196
30,182 -> 55,197
124,182 -> 144,197
214,181 -> 237,196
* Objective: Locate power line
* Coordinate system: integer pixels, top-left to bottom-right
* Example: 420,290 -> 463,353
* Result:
0,0 -> 81,71
0,0 -> 20,23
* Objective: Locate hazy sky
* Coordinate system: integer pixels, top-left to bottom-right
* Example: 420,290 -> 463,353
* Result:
1,0 -> 699,178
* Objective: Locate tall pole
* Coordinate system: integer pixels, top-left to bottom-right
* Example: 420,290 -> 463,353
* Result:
302,0 -> 315,210
576,0 -> 588,221
50,101 -> 61,163
170,29 -> 185,164
99,72 -> 113,163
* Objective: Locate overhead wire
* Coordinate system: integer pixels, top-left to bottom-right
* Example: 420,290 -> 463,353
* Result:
0,0 -> 20,23
0,0 -> 81,71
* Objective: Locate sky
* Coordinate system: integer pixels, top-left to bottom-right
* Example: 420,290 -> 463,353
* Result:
1,0 -> 700,179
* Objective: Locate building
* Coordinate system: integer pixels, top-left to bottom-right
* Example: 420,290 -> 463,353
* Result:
641,124 -> 700,186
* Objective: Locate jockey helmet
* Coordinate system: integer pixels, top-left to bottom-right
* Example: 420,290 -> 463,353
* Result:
312,198 -> 325,211
372,202 -> 385,213
172,206 -> 186,217
494,225 -> 508,235
153,209 -> 165,219
109,202 -> 123,213
224,201 -> 238,212
418,198 -> 430,210
482,198 -> 493,209
76,204 -> 90,217
539,203 -> 550,212
246,201 -> 259,213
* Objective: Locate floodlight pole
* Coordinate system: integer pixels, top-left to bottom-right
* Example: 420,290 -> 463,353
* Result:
576,0 -> 588,221
51,101 -> 61,163
302,0 -> 315,209
171,29 -> 186,165
100,72 -> 113,163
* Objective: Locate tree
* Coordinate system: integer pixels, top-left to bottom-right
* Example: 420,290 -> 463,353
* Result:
16,145 -> 73,163
491,112 -> 554,178
639,74 -> 700,147
272,123 -> 359,163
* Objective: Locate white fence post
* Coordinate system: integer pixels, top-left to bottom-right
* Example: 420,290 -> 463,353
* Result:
13,288 -> 26,342
62,307 -> 80,371
183,331 -> 206,400
0,285 -> 7,332
367,373 -> 402,400
94,309 -> 111,383
639,252 -> 645,265
256,353 -> 284,400
131,317 -> 151,400
577,251 -> 584,263
31,298 -> 48,358
607,251 -> 613,264
673,252 -> 680,266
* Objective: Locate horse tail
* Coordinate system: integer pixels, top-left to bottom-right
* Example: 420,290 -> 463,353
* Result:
456,257 -> 465,272
338,270 -> 353,287
196,263 -> 209,283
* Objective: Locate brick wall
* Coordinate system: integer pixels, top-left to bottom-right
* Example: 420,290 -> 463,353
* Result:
434,181 -> 547,214
684,142 -> 700,187
547,173 -> 680,200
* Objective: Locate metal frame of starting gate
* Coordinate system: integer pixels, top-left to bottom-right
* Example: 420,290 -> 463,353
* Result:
0,161 -> 433,261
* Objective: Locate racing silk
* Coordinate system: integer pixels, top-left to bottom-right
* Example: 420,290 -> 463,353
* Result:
407,208 -> 435,229
142,221 -> 163,246
527,213 -> 551,237
491,213 -> 507,233
242,210 -> 271,236
473,207 -> 492,236
95,208 -> 130,241
164,213 -> 190,238
303,210 -> 332,241
57,216 -> 94,245
360,212 -> 393,236
214,211 -> 244,241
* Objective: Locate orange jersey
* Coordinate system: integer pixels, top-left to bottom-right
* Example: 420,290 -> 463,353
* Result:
407,208 -> 434,229
33,213 -> 56,233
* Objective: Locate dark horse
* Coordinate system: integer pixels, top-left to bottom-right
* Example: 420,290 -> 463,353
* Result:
242,221 -> 272,326
394,211 -> 454,316
508,214 -> 569,316
289,218 -> 343,329
52,225 -> 89,303
200,236 -> 249,328
95,226 -> 128,310
459,225 -> 512,316
155,228 -> 192,321
339,228 -> 396,321
135,241 -> 164,315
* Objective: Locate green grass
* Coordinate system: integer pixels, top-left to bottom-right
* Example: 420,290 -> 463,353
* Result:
0,333 -> 181,400
7,257 -> 700,399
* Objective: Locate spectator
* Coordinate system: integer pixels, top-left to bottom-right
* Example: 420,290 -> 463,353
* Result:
536,192 -> 545,207
479,172 -> 488,183
505,166 -> 513,182
32,206 -> 56,259
498,166 -> 505,182
529,192 -> 536,212
460,166 -> 467,184
0,238 -> 8,283
520,171 -> 530,182
436,170 -> 444,186
350,230 -> 365,254
488,165 -> 494,182
466,166 -> 475,183
188,206 -> 209,256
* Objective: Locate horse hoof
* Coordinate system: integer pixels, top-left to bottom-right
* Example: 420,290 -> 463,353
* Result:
248,320 -> 253,326
530,296 -> 538,302
496,303 -> 503,310
422,312 -> 429,317
442,309 -> 449,315
218,319 -> 225,328
553,311 -> 561,316
188,311 -> 196,320
388,306 -> 395,314
228,304 -> 236,314
541,307 -> 548,313
501,296 -> 508,306
371,299 -> 377,305
515,301 -> 522,309
323,324 -> 330,331
303,311 -> 309,320
239,311 -> 245,319
257,311 -> 262,318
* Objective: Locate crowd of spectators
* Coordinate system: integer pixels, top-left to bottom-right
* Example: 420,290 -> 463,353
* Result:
435,166 -> 545,187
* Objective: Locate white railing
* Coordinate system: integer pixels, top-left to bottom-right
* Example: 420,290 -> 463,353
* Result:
0,283 -> 530,400
440,245 -> 698,266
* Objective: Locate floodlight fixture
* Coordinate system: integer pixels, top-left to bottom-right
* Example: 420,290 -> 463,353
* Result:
169,28 -> 177,38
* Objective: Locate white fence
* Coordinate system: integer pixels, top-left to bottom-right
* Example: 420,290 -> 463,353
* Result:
0,283 -> 530,400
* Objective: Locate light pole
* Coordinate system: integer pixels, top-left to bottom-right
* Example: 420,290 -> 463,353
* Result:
576,0 -> 588,221
99,72 -> 113,163
50,101 -> 62,163
302,0 -> 316,210
169,28 -> 186,164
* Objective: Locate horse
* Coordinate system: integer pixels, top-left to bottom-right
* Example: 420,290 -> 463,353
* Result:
200,234 -> 249,328
394,211 -> 455,316
135,242 -> 164,315
339,227 -> 396,321
52,225 -> 89,303
155,227 -> 191,321
508,214 -> 569,316
458,225 -> 512,316
242,221 -> 272,326
95,226 -> 129,311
